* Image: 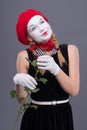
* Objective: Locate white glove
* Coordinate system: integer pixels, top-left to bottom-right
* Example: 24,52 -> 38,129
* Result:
13,73 -> 37,90
37,55 -> 60,76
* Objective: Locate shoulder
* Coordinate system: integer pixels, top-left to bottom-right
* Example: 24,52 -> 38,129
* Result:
16,50 -> 29,71
68,44 -> 79,56
17,50 -> 28,61
68,44 -> 78,51
17,50 -> 28,57
59,44 -> 79,63
68,44 -> 79,62
59,43 -> 78,51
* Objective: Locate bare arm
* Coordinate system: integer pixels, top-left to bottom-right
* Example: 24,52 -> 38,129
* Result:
15,50 -> 29,104
55,44 -> 80,96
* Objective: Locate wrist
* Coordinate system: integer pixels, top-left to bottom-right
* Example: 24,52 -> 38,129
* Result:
53,65 -> 60,76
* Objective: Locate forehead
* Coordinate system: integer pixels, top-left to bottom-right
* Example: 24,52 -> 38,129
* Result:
27,15 -> 45,26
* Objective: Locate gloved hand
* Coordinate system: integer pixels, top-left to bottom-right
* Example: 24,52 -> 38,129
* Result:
13,73 -> 37,90
37,55 -> 60,76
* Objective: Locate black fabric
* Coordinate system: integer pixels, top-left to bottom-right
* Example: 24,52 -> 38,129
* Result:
20,44 -> 74,130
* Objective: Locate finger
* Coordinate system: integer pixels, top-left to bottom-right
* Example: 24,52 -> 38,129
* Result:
37,56 -> 53,62
37,62 -> 48,66
25,74 -> 37,85
37,58 -> 51,63
38,66 -> 47,70
28,76 -> 38,85
25,82 -> 36,90
38,66 -> 49,70
22,76 -> 37,87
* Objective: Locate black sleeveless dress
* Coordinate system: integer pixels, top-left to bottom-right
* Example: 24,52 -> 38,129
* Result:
20,44 -> 74,130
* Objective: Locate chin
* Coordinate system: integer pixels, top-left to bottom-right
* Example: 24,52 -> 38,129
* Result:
36,33 -> 53,43
46,35 -> 52,41
45,33 -> 53,41
41,38 -> 51,43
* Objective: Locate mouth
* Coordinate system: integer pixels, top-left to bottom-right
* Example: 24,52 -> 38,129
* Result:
42,31 -> 48,36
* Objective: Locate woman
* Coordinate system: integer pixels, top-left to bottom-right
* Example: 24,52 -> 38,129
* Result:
13,9 -> 80,130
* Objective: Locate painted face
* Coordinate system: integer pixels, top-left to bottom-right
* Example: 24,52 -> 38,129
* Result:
27,15 -> 53,43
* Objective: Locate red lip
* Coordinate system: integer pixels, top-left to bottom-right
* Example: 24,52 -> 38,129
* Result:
43,31 -> 48,36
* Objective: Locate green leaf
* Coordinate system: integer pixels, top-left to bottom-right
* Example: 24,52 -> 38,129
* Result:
24,86 -> 31,92
22,104 -> 29,111
31,60 -> 37,67
16,94 -> 25,100
26,57 -> 37,69
39,78 -> 48,84
32,88 -> 40,93
34,76 -> 39,81
30,105 -> 38,110
24,86 -> 40,93
10,90 -> 17,98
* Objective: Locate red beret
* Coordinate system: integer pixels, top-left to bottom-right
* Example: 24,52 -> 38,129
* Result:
16,9 -> 48,45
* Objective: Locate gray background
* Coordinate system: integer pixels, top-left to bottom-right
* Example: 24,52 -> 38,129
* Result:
0,0 -> 87,130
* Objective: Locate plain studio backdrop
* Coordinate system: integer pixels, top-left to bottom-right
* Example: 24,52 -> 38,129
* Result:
0,0 -> 87,130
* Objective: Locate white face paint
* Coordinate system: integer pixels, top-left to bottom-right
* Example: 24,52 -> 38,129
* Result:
27,15 -> 53,43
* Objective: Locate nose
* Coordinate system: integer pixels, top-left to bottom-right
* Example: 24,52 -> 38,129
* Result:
37,25 -> 44,32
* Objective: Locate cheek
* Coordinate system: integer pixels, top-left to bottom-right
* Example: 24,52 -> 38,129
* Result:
30,32 -> 37,38
31,33 -> 40,41
47,24 -> 52,30
44,23 -> 51,28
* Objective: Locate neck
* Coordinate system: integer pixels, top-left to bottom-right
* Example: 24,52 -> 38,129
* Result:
29,38 -> 54,51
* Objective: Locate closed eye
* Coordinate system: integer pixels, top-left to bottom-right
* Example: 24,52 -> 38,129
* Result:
40,18 -> 45,24
29,25 -> 36,32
